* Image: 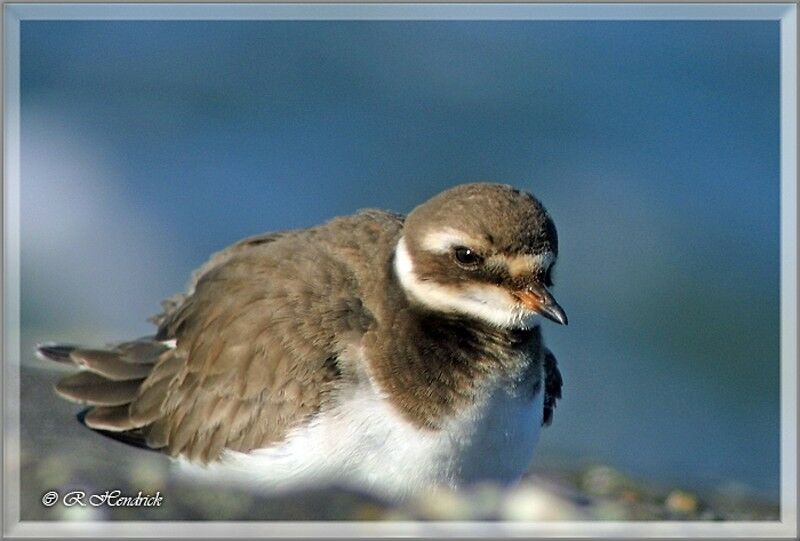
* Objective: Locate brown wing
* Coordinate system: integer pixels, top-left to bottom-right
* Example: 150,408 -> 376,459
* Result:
148,231 -> 288,328
541,348 -> 563,427
44,226 -> 376,464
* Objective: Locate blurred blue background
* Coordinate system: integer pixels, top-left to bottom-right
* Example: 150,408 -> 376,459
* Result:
20,20 -> 780,501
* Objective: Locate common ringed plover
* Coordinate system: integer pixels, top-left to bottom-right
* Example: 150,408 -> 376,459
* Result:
39,182 -> 566,499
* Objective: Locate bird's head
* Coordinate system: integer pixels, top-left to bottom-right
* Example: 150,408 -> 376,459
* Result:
395,183 -> 567,330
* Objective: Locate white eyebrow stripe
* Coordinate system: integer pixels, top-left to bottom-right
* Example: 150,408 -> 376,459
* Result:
420,229 -> 555,275
420,228 -> 481,254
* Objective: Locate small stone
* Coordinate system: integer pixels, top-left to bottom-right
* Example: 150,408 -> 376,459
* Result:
501,484 -> 586,521
128,457 -> 167,493
412,487 -> 474,520
353,503 -> 388,521
582,465 -> 623,497
468,482 -> 505,518
665,490 -> 698,515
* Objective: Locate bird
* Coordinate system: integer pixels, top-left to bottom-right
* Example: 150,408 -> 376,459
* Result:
37,182 -> 566,500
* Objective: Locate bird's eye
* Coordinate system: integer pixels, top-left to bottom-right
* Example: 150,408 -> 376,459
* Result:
453,246 -> 482,268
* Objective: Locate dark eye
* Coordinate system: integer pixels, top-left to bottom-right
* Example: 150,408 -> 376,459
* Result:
453,246 -> 482,268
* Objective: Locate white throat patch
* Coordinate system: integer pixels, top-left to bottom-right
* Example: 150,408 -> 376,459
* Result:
394,237 -> 537,329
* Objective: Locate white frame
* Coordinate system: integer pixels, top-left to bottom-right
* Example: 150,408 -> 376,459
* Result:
2,3 -> 797,538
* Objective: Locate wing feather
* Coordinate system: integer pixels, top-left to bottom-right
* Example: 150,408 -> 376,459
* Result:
70,349 -> 154,381
542,348 -> 563,427
55,372 -> 142,406
45,213 -> 396,464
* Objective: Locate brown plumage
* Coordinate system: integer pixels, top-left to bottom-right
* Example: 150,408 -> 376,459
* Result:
39,183 -> 565,473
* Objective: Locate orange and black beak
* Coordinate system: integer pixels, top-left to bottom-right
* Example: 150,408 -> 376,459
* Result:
512,285 -> 568,326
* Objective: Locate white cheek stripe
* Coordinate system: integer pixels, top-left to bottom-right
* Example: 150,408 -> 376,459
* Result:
394,237 -> 537,329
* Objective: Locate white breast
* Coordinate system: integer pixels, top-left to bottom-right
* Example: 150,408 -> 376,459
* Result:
177,375 -> 544,500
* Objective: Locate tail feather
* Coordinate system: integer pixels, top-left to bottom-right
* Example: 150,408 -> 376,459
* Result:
41,338 -> 172,455
54,371 -> 142,406
83,405 -> 140,431
76,409 -> 159,452
35,343 -> 78,363
114,339 -> 169,364
70,349 -> 153,381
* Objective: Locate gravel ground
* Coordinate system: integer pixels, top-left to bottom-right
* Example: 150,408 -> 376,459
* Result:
18,362 -> 779,522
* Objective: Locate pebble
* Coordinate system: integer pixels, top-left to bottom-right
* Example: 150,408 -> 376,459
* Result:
582,465 -> 625,497
412,487 -> 477,520
501,484 -> 586,521
665,490 -> 699,515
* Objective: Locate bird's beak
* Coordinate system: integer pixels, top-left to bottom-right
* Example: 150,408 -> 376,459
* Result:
512,285 -> 568,326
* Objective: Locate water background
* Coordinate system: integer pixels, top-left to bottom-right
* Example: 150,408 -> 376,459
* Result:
20,20 -> 780,501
